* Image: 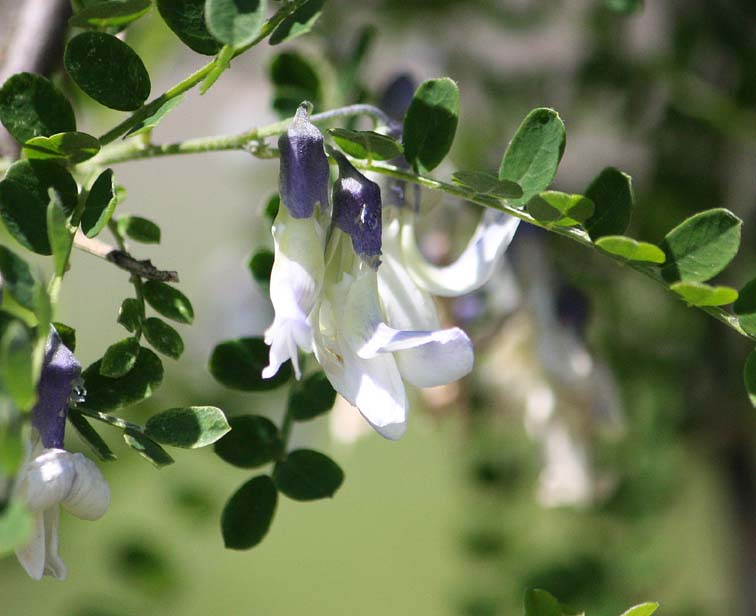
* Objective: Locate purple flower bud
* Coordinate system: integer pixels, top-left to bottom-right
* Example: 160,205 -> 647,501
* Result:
332,153 -> 382,269
278,103 -> 330,219
379,73 -> 416,124
31,328 -> 81,449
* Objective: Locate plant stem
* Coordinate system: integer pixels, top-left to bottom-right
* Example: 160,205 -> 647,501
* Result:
88,120 -> 756,343
76,406 -> 145,434
108,219 -> 146,340
97,0 -> 311,145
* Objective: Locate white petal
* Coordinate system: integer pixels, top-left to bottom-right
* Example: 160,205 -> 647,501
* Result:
393,328 -> 473,388
401,209 -> 520,297
61,453 -> 110,521
313,300 -> 408,440
263,207 -> 325,379
18,449 -> 75,513
378,229 -> 440,331
15,511 -> 46,580
42,507 -> 66,579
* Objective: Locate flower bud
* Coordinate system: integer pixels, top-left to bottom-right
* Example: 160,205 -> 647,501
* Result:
332,152 -> 382,269
278,102 -> 330,218
31,329 -> 81,449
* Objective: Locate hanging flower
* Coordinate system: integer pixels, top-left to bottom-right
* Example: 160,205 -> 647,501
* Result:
312,155 -> 474,439
13,328 -> 110,580
263,103 -> 330,380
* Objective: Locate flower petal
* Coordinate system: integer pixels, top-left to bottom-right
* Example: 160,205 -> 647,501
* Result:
401,209 -> 520,297
61,453 -> 110,521
15,511 -> 46,580
18,449 -> 75,513
263,207 -> 324,379
42,506 -> 66,579
313,299 -> 407,440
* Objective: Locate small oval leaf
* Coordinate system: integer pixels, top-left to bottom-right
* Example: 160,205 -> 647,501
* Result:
83,346 -> 164,411
289,372 -> 336,421
214,415 -> 282,468
595,235 -> 666,264
205,0 -> 267,48
142,317 -> 184,359
142,281 -> 193,324
329,128 -> 402,161
499,108 -> 566,206
402,77 -> 459,173
81,169 -> 118,238
100,336 -> 140,378
145,406 -> 230,449
273,449 -> 344,501
69,0 -> 152,28
583,167 -> 633,240
23,131 -> 100,163
660,208 -> 742,283
64,32 -> 151,111
269,0 -> 325,45
733,279 -> 756,338
221,475 -> 277,550
670,281 -> 738,307
0,246 -> 36,310
157,0 -> 223,55
123,429 -> 174,467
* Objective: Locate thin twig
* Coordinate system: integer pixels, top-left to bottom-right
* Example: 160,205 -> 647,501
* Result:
74,232 -> 179,282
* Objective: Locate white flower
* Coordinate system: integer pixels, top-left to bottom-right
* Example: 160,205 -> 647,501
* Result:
263,205 -> 325,379
399,208 -> 520,297
313,222 -> 474,440
14,447 -> 110,580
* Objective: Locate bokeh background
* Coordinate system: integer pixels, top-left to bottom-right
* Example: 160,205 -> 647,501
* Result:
1,1 -> 755,614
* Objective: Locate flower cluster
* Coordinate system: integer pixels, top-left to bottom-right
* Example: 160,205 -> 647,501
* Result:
263,103 -> 520,439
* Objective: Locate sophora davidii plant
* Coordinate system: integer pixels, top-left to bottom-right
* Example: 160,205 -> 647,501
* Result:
0,2 -> 752,601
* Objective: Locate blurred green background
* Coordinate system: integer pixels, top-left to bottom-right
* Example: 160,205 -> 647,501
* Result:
1,1 -> 755,614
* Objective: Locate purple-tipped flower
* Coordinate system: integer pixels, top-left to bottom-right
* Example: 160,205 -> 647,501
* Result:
278,102 -> 330,219
332,152 -> 382,269
31,328 -> 81,449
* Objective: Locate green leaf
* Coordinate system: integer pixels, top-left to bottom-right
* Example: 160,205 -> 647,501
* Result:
269,0 -> 325,45
117,297 -> 143,333
264,194 -> 279,220
64,32 -> 151,111
209,337 -> 291,391
0,160 -> 78,255
23,131 -> 100,163
52,322 -> 76,352
604,0 -> 644,15
125,95 -> 185,137
248,249 -> 274,286
660,208 -> 742,283
269,51 -> 321,117
0,322 -> 36,410
451,170 -> 522,199
733,279 -> 756,337
0,73 -> 76,144
527,191 -> 594,227
523,589 -> 562,616
123,428 -> 174,467
0,245 -> 36,310
329,128 -> 402,161
205,0 -> 266,47
142,317 -> 184,359
67,407 -> 117,461
142,281 -> 193,324
145,406 -> 230,449
619,603 -> 658,616
745,350 -> 756,407
116,215 -> 161,244
273,449 -> 344,501
402,78 -> 459,173
81,168 -> 117,238
289,372 -> 336,421
214,414 -> 282,468
0,502 -> 33,556
47,198 -> 74,277
83,346 -> 163,411
595,235 -> 666,264
0,416 -> 25,474
670,281 -> 738,307
221,475 -> 277,550
70,0 -> 152,28
499,108 -> 566,206
157,0 -> 223,55
583,167 -> 633,240
100,336 -> 140,378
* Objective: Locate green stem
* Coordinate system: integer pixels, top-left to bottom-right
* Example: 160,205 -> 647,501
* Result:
76,406 -> 145,434
87,123 -> 756,343
108,218 -> 146,340
97,0 -> 310,146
